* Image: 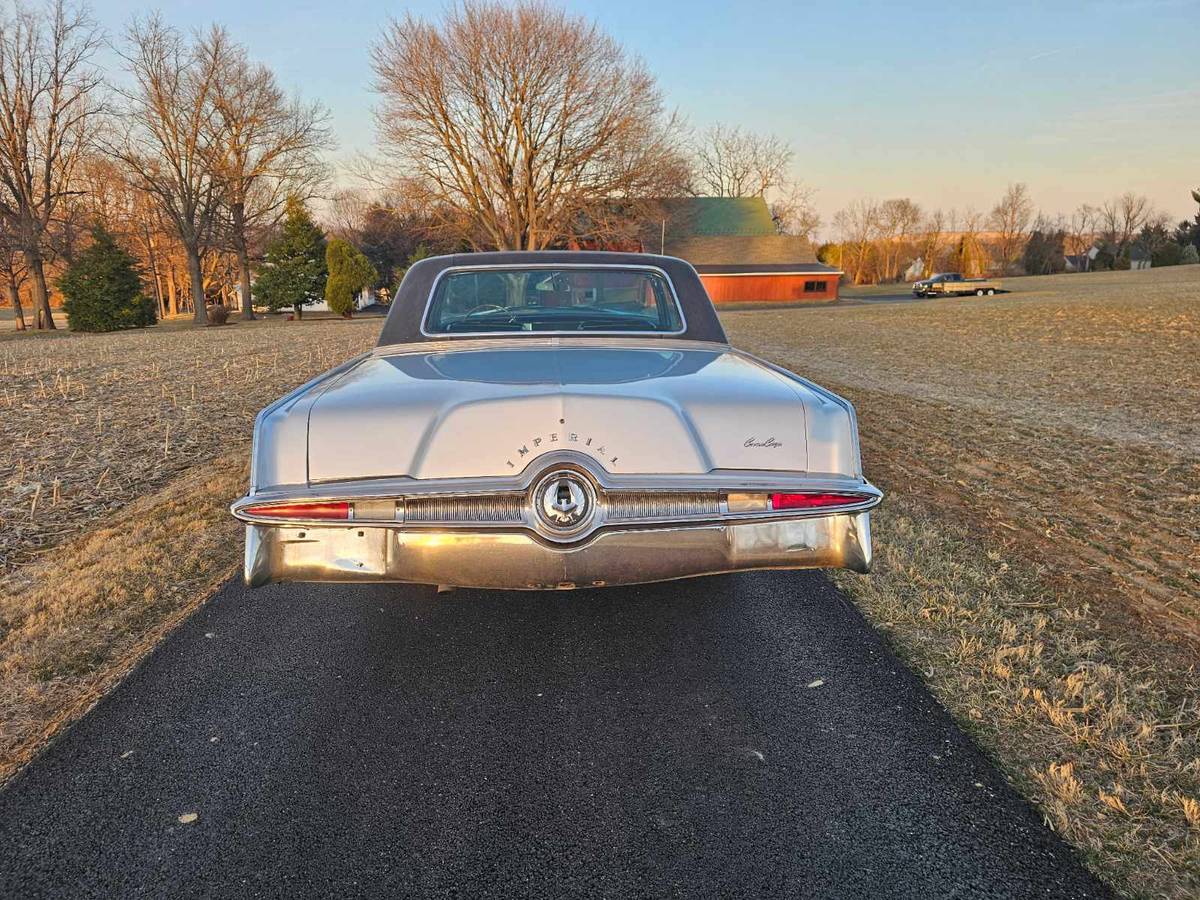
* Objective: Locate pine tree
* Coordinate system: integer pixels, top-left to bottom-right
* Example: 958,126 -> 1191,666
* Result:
60,226 -> 156,333
324,238 -> 378,318
255,196 -> 327,318
394,244 -> 433,294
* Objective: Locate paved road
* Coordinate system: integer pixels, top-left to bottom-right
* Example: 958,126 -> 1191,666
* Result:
0,572 -> 1107,899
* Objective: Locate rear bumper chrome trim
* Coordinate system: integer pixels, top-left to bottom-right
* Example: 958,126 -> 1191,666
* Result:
232,454 -> 881,544
243,512 -> 873,590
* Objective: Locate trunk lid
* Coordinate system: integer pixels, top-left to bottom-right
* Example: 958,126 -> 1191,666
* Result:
306,345 -> 825,482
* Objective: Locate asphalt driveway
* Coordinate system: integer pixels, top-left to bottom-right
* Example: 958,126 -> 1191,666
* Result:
0,572 -> 1108,898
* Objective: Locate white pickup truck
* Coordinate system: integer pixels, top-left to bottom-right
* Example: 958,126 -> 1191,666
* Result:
912,273 -> 1001,298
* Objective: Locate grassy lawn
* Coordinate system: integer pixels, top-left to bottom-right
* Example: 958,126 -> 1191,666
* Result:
1,266 -> 1197,895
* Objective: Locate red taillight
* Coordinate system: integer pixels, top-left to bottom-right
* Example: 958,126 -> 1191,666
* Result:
243,501 -> 350,520
769,492 -> 866,511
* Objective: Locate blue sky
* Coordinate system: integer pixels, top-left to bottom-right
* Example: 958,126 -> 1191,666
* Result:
93,0 -> 1198,234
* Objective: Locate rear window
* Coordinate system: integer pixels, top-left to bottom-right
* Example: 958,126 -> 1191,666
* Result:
423,267 -> 684,335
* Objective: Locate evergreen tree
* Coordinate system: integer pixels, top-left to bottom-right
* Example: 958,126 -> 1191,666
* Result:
255,196 -> 327,318
1176,189 -> 1200,252
60,226 -> 156,332
393,244 -> 433,294
1022,229 -> 1066,275
324,238 -> 378,317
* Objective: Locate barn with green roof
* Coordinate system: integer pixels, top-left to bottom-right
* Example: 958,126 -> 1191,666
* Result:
642,197 -> 841,304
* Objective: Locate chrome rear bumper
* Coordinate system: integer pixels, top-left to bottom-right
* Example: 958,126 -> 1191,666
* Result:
243,512 -> 872,590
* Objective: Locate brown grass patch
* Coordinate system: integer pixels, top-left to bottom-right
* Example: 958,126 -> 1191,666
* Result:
725,265 -> 1200,897
0,315 -> 381,573
0,452 -> 246,783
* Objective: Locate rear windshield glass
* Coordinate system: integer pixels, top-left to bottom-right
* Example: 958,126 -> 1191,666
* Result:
423,267 -> 684,334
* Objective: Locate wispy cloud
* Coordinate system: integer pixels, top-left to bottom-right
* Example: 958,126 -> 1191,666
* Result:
1026,47 -> 1067,62
970,45 -> 1074,76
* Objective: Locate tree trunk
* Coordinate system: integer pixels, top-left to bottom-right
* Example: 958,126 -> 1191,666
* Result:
186,247 -> 208,325
239,262 -> 253,318
166,269 -> 178,317
24,251 -> 56,330
231,202 -> 255,321
8,281 -> 26,331
145,235 -> 164,315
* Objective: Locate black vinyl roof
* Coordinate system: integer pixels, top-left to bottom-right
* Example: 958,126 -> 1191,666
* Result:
377,251 -> 728,347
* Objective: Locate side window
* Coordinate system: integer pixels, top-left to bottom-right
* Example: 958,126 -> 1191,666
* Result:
803,280 -> 826,293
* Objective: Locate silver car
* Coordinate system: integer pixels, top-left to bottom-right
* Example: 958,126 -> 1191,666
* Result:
232,252 -> 881,590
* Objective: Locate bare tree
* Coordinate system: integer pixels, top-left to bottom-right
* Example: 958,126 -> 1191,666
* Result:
955,207 -> 989,277
1065,203 -> 1098,260
204,27 -> 329,320
989,182 -> 1034,272
0,0 -> 103,330
325,188 -> 370,241
0,214 -> 27,329
1099,191 -> 1154,251
371,1 -> 688,250
692,124 -> 793,198
691,123 -> 819,240
768,181 -> 821,241
916,208 -> 947,277
110,15 -> 227,324
832,199 -> 880,285
876,198 -> 922,282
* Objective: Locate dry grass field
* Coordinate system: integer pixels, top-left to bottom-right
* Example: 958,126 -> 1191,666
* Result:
0,316 -> 381,573
728,266 -> 1200,637
0,265 -> 1197,895
725,265 -> 1200,897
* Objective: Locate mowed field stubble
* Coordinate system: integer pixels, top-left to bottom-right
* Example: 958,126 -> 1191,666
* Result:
1,265 -> 1198,896
726,265 -> 1199,638
725,264 -> 1200,896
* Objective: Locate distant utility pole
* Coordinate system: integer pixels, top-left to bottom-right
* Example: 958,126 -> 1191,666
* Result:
660,219 -> 666,255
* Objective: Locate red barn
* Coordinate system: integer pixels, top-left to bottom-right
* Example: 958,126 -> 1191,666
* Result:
655,198 -> 841,305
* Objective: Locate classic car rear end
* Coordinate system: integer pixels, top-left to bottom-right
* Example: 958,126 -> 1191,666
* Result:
232,252 -> 881,590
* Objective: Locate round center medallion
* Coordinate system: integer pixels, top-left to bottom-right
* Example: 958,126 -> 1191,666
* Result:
534,471 -> 594,533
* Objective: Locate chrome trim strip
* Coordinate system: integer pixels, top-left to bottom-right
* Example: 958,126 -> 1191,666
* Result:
233,494 -> 880,533
251,457 -> 878,501
231,452 -> 882,544
418,263 -> 689,339
605,491 -> 720,521
234,451 -> 880,508
404,493 -> 525,524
